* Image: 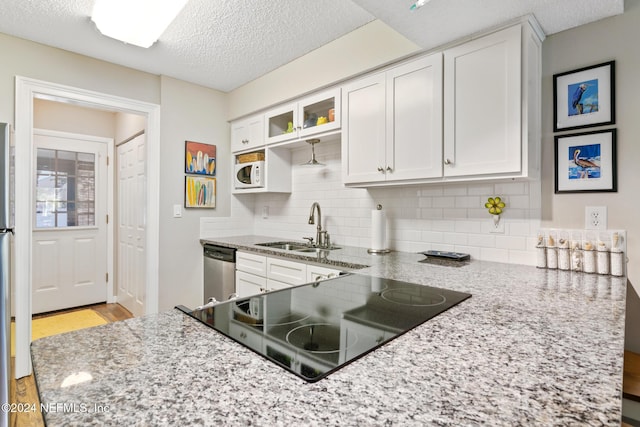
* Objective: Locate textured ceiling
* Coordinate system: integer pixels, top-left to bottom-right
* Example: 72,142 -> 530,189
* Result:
352,0 -> 625,50
0,0 -> 624,92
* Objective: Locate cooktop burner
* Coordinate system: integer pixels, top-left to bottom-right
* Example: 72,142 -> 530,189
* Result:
380,288 -> 447,306
180,273 -> 471,382
286,323 -> 349,353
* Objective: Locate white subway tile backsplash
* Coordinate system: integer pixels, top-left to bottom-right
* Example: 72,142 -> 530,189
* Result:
506,195 -> 530,209
203,140 -> 541,266
443,208 -> 467,219
480,247 -> 510,262
433,197 -> 456,208
420,186 -> 444,197
455,220 -> 482,234
494,182 -> 527,195
443,185 -> 468,196
431,220 -> 456,232
466,183 -> 495,196
495,235 -> 527,251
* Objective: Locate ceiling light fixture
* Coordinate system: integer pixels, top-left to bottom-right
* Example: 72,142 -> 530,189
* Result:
301,139 -> 324,167
91,0 -> 188,48
410,0 -> 432,11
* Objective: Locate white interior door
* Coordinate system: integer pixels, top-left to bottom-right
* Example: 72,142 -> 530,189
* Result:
32,131 -> 109,314
117,133 -> 146,317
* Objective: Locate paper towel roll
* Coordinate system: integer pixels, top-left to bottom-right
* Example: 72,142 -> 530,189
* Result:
371,207 -> 387,251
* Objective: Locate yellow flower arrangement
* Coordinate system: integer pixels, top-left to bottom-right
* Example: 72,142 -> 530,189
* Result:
485,197 -> 506,215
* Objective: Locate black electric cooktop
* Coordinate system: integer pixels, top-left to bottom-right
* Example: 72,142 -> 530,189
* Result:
179,274 -> 471,382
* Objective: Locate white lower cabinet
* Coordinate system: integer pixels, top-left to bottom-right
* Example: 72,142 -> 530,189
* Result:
235,251 -> 343,298
236,271 -> 267,297
266,278 -> 292,292
307,265 -> 341,282
236,251 -> 267,276
339,318 -> 395,363
229,321 -> 264,352
266,257 -> 307,285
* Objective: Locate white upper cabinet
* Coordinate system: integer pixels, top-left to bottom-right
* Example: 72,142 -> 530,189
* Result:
341,72 -> 386,184
231,114 -> 264,153
264,88 -> 341,145
387,55 -> 443,181
342,19 -> 543,186
443,25 -> 524,178
342,54 -> 443,184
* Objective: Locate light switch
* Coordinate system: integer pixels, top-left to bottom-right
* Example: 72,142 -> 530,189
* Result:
173,204 -> 182,218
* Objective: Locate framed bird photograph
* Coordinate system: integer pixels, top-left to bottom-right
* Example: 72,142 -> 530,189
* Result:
554,129 -> 617,194
553,61 -> 615,132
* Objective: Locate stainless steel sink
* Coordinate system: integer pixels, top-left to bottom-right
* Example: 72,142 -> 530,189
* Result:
255,241 -> 341,252
255,241 -> 310,251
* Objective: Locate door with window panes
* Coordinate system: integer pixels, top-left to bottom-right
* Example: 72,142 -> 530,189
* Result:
32,131 -> 109,314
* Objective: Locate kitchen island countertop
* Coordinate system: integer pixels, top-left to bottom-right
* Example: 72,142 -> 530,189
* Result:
31,236 -> 626,426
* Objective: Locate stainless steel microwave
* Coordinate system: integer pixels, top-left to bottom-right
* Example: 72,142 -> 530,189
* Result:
234,161 -> 264,189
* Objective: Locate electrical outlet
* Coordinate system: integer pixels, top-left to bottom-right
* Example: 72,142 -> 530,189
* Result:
585,206 -> 607,230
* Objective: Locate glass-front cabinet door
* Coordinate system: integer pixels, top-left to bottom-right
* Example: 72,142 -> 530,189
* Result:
265,88 -> 341,145
265,103 -> 298,145
297,88 -> 341,139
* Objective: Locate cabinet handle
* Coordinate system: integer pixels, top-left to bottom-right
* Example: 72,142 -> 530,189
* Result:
240,332 -> 247,339
444,158 -> 453,165
386,166 -> 393,173
377,166 -> 385,173
242,139 -> 248,144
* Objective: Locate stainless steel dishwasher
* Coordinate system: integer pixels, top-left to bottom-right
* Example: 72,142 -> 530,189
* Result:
203,244 -> 236,304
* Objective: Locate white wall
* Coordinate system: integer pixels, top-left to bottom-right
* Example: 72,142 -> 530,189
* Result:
228,20 -> 420,120
115,112 -> 146,143
34,99 -> 117,137
1,33 -> 230,315
540,1 -> 640,351
158,76 -> 229,311
0,33 -> 159,125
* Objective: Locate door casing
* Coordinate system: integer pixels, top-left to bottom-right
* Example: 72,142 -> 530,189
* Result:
14,76 -> 161,378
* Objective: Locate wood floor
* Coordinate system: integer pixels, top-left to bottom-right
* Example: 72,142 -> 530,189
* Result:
9,303 -> 133,427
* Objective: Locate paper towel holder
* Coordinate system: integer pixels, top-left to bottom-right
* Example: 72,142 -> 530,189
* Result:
368,204 -> 391,254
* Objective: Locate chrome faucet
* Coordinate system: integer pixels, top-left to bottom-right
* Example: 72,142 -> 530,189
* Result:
308,202 -> 328,248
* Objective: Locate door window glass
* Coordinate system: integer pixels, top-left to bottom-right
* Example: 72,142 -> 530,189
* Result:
35,148 -> 96,228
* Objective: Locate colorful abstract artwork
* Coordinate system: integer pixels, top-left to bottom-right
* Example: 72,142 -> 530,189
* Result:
185,141 -> 216,176
185,176 -> 216,208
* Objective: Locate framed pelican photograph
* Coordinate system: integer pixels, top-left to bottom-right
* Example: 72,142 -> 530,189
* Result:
553,61 -> 615,132
554,129 -> 617,194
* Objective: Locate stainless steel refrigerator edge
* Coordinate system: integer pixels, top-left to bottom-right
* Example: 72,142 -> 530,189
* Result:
0,123 -> 12,427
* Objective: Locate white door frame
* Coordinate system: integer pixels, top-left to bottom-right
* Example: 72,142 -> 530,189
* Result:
14,76 -> 161,378
33,128 -> 114,312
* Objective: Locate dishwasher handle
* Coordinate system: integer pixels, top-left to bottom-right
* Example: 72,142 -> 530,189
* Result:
203,244 -> 236,262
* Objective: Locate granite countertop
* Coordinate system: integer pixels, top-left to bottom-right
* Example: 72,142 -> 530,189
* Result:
31,236 -> 627,426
